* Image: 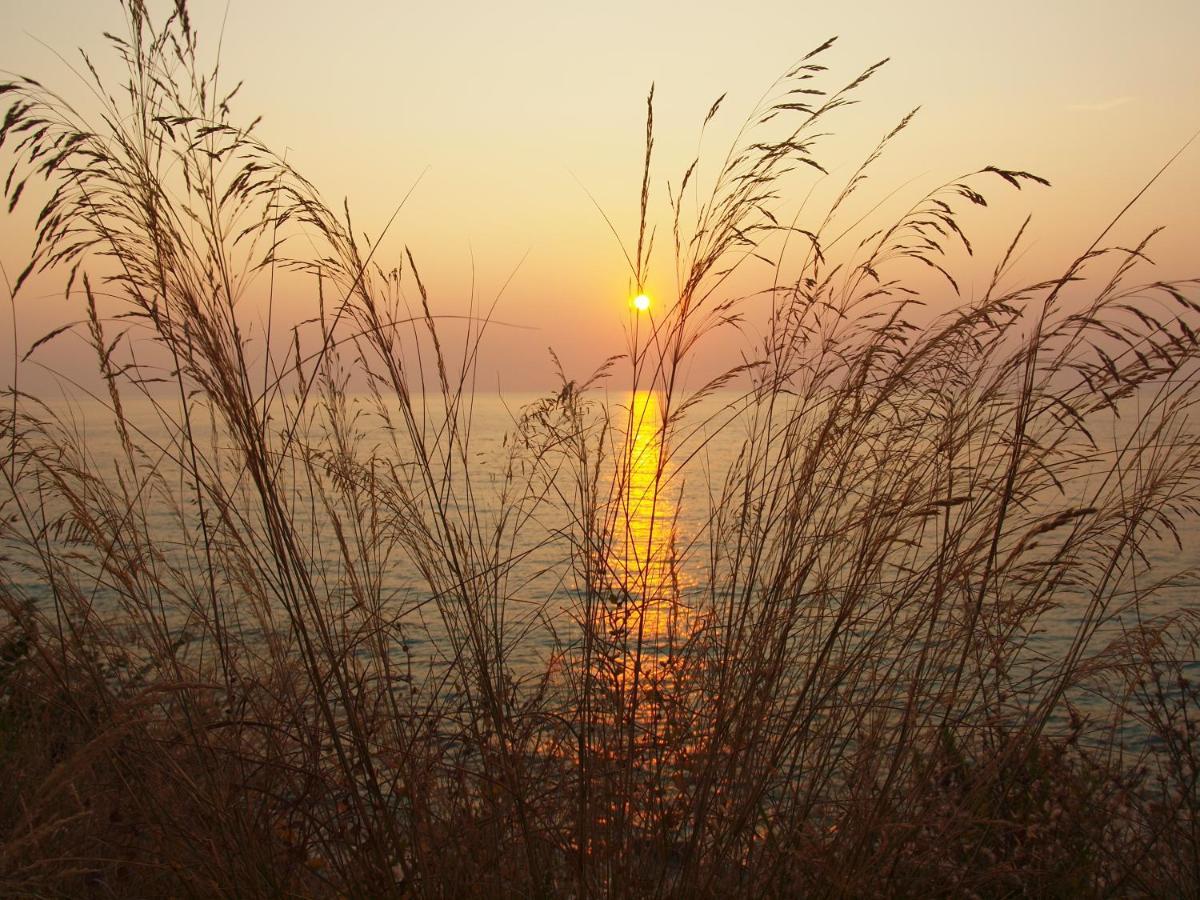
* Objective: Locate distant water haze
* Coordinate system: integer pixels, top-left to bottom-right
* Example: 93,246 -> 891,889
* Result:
9,389 -> 1196,739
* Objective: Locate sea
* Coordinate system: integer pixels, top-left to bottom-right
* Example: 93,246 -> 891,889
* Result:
2,387 -> 1197,745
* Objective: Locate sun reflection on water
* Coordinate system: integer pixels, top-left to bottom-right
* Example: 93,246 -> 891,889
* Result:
612,390 -> 686,639
601,389 -> 699,716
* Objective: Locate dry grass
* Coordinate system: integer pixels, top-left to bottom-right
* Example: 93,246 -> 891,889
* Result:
1,2 -> 1199,896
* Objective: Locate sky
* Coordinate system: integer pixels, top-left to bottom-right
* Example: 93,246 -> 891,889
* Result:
1,0 -> 1198,393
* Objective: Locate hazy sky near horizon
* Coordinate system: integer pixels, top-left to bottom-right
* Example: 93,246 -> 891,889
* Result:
1,0 -> 1198,392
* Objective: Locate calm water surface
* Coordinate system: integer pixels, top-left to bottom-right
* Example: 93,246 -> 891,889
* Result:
6,389 -> 1198,738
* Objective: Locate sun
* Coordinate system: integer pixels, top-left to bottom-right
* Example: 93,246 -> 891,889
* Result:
633,293 -> 651,312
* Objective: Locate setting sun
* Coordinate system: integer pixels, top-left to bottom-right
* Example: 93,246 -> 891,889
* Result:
633,293 -> 651,312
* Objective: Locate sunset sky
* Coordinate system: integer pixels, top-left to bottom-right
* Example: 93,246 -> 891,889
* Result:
1,0 -> 1198,392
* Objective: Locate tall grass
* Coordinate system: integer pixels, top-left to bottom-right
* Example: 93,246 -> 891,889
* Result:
2,3 -> 1199,896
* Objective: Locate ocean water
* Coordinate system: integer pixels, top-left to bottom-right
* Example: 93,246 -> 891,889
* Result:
3,387 -> 1198,740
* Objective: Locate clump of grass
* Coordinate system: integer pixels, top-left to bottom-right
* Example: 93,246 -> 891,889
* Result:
2,2 -> 1199,896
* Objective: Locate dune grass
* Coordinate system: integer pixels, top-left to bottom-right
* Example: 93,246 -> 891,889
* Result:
1,3 -> 1200,896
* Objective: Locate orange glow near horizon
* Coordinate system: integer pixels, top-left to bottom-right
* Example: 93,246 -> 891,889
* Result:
1,2 -> 1198,394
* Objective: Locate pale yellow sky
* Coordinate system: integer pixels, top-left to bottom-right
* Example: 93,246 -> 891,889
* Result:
2,0 -> 1198,391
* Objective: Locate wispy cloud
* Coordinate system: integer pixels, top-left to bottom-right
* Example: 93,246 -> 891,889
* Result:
1068,96 -> 1135,112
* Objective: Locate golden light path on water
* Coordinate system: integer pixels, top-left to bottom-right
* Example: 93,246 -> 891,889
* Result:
608,389 -> 692,679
